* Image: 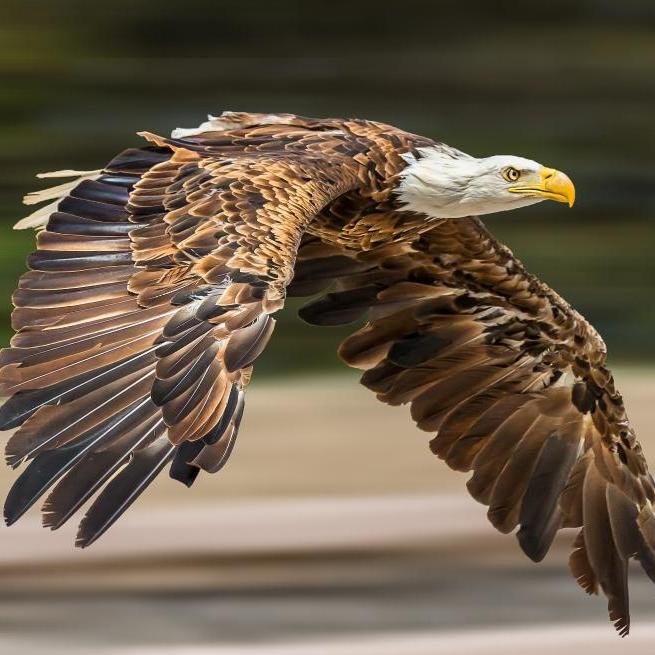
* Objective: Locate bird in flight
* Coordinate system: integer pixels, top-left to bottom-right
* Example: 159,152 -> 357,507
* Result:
1,112 -> 653,635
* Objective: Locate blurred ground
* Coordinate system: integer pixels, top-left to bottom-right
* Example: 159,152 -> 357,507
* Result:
0,371 -> 654,653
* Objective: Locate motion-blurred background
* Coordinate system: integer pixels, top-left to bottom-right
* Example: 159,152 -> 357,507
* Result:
0,1 -> 654,653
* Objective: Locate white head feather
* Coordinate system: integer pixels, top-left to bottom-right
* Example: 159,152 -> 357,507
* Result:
396,146 -> 547,219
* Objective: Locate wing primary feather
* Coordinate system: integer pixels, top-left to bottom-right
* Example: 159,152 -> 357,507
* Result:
517,432 -> 582,561
0,347 -> 157,431
583,466 -> 630,636
6,367 -> 155,466
4,397 -> 152,525
76,437 -> 175,548
606,484 -> 655,584
569,529 -> 599,595
42,414 -> 164,530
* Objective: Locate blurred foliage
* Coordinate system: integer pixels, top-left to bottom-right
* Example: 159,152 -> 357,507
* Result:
0,0 -> 653,373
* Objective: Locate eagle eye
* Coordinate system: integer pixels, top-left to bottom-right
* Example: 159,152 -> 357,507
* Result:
502,167 -> 521,183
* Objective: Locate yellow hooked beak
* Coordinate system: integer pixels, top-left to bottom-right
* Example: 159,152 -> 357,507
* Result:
509,167 -> 576,207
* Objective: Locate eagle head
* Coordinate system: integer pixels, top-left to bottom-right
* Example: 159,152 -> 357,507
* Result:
396,146 -> 575,219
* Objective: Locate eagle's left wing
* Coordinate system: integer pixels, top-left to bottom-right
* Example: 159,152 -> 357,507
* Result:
0,124 -> 359,546
297,215 -> 655,636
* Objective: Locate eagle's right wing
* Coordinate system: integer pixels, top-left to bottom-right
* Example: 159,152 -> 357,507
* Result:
0,121 -> 361,546
297,216 -> 655,636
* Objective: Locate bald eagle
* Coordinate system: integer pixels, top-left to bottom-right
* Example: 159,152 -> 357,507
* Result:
1,112 -> 652,636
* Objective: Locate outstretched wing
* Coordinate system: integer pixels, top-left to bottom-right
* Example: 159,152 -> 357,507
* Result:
297,215 -> 655,636
0,117 -> 360,546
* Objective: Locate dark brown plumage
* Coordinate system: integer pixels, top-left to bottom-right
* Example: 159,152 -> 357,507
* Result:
1,112 -> 652,635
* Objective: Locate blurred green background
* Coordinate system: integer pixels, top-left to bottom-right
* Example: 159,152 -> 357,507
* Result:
1,0 -> 653,373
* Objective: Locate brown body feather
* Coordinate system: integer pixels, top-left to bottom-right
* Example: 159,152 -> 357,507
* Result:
1,111 -> 653,634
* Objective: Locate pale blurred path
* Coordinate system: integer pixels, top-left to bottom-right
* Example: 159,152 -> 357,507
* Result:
107,624 -> 655,655
4,624 -> 655,655
0,495 -> 494,565
0,371 -> 653,652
